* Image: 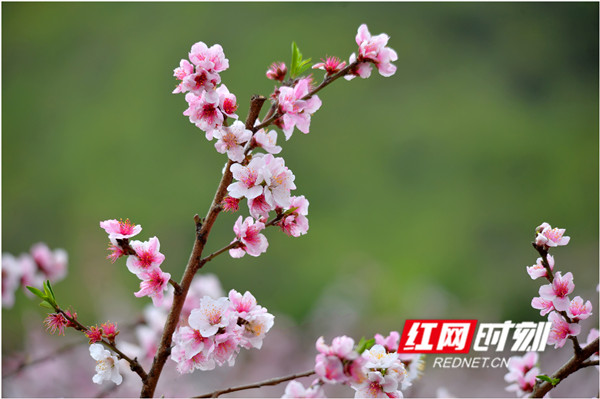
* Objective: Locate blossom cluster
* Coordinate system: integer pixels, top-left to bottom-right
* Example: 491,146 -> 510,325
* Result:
100,219 -> 171,306
170,289 -> 274,374
505,222 -> 596,397
528,223 -> 592,348
120,273 -> 225,363
284,331 -> 423,398
504,352 -> 540,397
2,243 -> 68,308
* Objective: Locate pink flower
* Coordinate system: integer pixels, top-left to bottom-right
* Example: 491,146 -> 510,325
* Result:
352,371 -> 401,398
313,56 -> 347,75
535,222 -> 570,248
188,296 -> 231,337
248,194 -> 273,219
344,53 -> 373,80
374,331 -> 400,352
30,243 -> 68,282
216,84 -> 238,119
189,42 -> 229,73
229,216 -> 268,258
531,296 -> 554,316
316,335 -> 357,359
183,90 -> 224,139
134,268 -> 171,306
238,311 -> 274,350
86,326 -> 104,344
44,313 -> 69,336
505,367 -> 539,397
179,274 -> 226,320
172,326 -> 214,360
2,253 -> 22,308
213,329 -> 242,367
262,154 -> 296,209
354,24 -> 398,77
504,352 -> 538,384
221,196 -> 240,212
228,289 -> 259,317
526,255 -> 554,280
539,271 -> 574,312
101,322 -> 119,341
180,68 -> 220,95
282,381 -> 325,398
253,129 -> 282,154
100,218 -> 142,240
19,254 -> 43,292
213,120 -> 252,163
227,156 -> 266,200
266,62 -> 287,81
315,354 -> 346,384
278,77 -> 322,140
106,238 -> 126,263
170,341 -> 216,373
126,236 -> 165,276
279,195 -> 309,237
567,296 -> 592,320
547,311 -> 581,348
172,59 -> 194,93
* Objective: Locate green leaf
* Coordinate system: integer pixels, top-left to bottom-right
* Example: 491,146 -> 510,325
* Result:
283,206 -> 299,216
26,286 -> 47,300
296,58 -> 312,75
356,337 -> 376,354
537,375 -> 560,386
39,301 -> 55,310
41,280 -> 58,308
290,42 -> 311,78
290,41 -> 301,77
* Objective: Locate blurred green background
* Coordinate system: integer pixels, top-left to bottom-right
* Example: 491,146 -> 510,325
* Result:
3,2 -> 598,353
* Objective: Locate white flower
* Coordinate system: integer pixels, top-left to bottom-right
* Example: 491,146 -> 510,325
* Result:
89,343 -> 122,385
188,296 -> 231,337
362,344 -> 399,369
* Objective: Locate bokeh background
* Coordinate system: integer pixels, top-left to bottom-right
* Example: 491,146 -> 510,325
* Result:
2,2 -> 598,397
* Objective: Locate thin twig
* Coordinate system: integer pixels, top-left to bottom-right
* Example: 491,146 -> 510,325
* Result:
199,240 -> 241,266
55,307 -> 148,382
252,61 -> 359,133
532,242 -> 581,352
530,337 -> 599,398
139,96 -> 267,398
194,369 -> 315,398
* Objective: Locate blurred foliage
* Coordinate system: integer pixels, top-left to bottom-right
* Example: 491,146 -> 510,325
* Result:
2,3 -> 598,352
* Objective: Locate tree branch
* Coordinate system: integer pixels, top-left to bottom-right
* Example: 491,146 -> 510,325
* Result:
530,337 -> 599,398
252,61 -> 359,133
53,307 -> 148,382
139,95 -> 266,398
194,369 -> 315,398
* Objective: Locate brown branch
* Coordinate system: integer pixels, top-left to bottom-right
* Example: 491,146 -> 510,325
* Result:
530,337 -> 599,398
139,95 -> 267,398
199,240 -> 241,266
531,242 -> 582,353
194,369 -> 315,398
252,61 -> 359,133
53,307 -> 148,382
168,279 -> 182,295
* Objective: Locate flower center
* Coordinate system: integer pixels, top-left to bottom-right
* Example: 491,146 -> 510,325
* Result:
222,132 -> 237,148
242,169 -> 258,187
118,219 -> 135,235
